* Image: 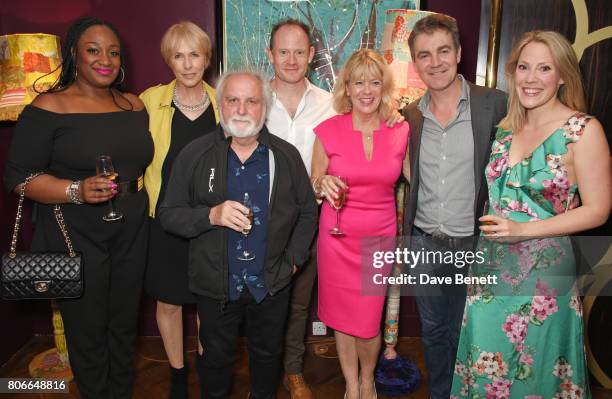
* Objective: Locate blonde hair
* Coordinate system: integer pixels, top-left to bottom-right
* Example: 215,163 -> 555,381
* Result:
160,21 -> 212,68
332,49 -> 395,120
499,30 -> 586,132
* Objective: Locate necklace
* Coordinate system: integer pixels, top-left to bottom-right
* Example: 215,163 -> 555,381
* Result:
172,85 -> 210,112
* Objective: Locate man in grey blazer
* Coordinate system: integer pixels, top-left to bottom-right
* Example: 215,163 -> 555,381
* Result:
401,14 -> 507,399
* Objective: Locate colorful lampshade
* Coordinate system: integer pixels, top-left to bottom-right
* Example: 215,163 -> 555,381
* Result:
0,33 -> 62,121
380,9 -> 436,109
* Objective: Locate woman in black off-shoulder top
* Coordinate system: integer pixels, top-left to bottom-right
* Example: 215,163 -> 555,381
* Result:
3,17 -> 153,399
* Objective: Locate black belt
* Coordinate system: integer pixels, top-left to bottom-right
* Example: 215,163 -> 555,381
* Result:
414,226 -> 473,249
115,175 -> 144,197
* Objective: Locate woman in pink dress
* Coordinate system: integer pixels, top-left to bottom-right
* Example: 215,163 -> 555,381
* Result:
311,49 -> 409,399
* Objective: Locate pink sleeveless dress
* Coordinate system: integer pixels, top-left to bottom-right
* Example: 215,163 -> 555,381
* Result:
315,113 -> 409,338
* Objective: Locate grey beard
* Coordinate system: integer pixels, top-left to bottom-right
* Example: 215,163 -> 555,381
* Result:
220,117 -> 265,138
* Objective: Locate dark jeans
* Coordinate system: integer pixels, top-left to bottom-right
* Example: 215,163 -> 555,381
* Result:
411,227 -> 467,399
284,239 -> 317,374
196,286 -> 290,399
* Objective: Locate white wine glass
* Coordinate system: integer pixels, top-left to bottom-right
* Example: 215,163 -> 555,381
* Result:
329,176 -> 348,236
237,192 -> 255,261
95,155 -> 123,222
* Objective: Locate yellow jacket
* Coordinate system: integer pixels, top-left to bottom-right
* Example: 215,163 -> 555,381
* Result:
140,80 -> 219,217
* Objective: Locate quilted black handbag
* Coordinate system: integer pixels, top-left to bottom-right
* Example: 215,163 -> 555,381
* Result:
1,174 -> 83,300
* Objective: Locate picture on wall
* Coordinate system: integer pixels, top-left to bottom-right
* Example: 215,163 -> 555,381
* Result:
222,0 -> 419,92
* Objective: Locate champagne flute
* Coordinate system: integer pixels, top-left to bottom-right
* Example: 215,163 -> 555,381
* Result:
329,176 -> 348,236
481,199 -> 495,265
237,192 -> 255,261
95,155 -> 123,222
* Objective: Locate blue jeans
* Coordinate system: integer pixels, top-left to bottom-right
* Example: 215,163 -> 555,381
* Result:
411,227 -> 466,399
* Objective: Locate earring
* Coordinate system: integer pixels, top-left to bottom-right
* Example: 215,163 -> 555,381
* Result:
117,66 -> 125,84
73,67 -> 78,82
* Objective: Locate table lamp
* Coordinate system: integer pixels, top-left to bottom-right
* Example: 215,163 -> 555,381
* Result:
0,33 -> 71,381
0,33 -> 62,121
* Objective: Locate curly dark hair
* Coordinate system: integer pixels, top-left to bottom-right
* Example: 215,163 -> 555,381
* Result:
41,17 -> 125,91
35,17 -> 132,110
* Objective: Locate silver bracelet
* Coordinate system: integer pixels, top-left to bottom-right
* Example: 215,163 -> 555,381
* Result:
311,176 -> 323,197
66,180 -> 84,204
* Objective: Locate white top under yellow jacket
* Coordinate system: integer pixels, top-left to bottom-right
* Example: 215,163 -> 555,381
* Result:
140,80 -> 219,217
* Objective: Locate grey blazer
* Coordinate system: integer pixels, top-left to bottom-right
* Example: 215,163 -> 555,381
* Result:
402,81 -> 507,236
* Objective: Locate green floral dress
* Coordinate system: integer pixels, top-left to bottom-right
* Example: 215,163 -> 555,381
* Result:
450,113 -> 592,399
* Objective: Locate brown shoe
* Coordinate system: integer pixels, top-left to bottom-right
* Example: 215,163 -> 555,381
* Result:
283,373 -> 313,399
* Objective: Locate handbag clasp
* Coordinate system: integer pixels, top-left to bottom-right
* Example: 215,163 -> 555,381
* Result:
34,281 -> 51,293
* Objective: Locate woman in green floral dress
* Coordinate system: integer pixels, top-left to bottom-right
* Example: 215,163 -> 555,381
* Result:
450,31 -> 611,398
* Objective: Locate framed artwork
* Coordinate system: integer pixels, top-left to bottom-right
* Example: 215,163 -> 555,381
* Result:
220,0 -> 419,92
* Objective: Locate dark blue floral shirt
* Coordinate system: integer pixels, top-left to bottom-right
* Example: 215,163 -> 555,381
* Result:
226,144 -> 270,303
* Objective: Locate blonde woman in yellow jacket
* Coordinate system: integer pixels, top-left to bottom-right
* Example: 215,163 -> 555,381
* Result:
140,21 -> 218,399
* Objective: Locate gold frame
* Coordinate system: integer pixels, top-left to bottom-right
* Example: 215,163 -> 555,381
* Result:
584,296 -> 612,388
581,243 -> 612,388
485,0 -> 503,88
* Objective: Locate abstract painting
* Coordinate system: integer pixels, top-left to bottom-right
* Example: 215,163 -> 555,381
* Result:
222,0 -> 419,91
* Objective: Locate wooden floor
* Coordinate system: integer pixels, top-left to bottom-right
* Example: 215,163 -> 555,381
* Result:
1,336 -> 610,398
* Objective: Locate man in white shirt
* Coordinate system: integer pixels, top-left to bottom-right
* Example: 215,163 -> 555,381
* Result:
266,22 -> 335,175
265,19 -> 334,399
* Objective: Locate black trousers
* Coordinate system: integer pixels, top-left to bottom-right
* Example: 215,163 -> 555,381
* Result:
283,239 -> 317,374
196,286 -> 290,399
53,192 -> 149,399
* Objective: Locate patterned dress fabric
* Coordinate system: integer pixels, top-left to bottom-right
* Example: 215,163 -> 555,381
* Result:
315,113 -> 409,339
451,113 -> 592,399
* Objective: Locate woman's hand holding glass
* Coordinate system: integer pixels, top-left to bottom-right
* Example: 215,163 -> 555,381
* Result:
315,175 -> 349,205
480,214 -> 527,245
79,175 -> 117,203
315,175 -> 348,236
479,214 -> 525,237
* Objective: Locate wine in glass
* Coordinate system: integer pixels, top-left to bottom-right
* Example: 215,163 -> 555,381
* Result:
481,200 -> 495,226
481,199 -> 496,265
237,192 -> 255,261
329,176 -> 348,236
95,155 -> 123,222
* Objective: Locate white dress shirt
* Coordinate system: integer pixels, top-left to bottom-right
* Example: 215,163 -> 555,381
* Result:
266,80 -> 335,176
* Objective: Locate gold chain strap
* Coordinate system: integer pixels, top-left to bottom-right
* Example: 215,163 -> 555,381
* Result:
8,173 -> 77,258
53,205 -> 76,257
